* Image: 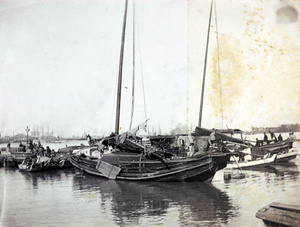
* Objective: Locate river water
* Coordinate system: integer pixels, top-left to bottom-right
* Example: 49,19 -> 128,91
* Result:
0,133 -> 299,227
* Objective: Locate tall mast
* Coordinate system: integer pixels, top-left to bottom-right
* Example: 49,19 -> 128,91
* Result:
115,0 -> 129,134
198,0 -> 213,127
129,0 -> 135,131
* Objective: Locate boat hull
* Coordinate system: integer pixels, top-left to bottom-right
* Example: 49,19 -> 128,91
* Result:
70,152 -> 229,182
2,156 -> 18,167
18,157 -> 51,172
275,149 -> 298,163
225,154 -> 277,170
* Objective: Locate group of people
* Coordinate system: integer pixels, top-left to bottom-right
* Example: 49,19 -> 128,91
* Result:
262,131 -> 281,144
256,131 -> 297,146
11,140 -> 53,157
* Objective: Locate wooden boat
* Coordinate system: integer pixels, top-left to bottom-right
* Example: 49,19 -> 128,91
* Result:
70,0 -> 234,182
251,139 -> 293,155
256,202 -> 300,226
193,127 -> 246,145
1,153 -> 34,167
195,127 -> 298,164
70,149 -> 230,182
49,155 -> 72,169
193,128 -> 253,156
0,147 -> 34,167
2,155 -> 18,167
18,156 -> 51,172
10,151 -> 35,164
57,145 -> 89,155
275,149 -> 298,163
251,139 -> 297,163
51,145 -> 88,168
226,154 -> 277,170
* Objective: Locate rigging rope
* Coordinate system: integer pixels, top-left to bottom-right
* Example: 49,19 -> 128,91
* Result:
135,4 -> 148,123
213,0 -> 224,128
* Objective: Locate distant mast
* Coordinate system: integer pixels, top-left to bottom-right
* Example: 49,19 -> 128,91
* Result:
198,0 -> 213,127
115,0 -> 129,134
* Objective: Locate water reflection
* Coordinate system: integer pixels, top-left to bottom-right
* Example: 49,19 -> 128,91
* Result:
243,162 -> 299,184
19,168 -> 76,190
232,161 -> 299,178
268,162 -> 299,176
72,173 -> 238,226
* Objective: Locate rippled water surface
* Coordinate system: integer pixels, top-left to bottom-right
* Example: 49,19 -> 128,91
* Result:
0,137 -> 299,227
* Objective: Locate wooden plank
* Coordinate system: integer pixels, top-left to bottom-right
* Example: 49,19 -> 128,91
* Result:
256,203 -> 300,227
96,160 -> 121,179
270,202 -> 300,212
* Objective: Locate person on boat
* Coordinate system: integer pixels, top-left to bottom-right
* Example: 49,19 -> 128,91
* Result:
37,142 -> 45,156
278,134 -> 283,141
87,134 -> 91,141
86,134 -> 94,146
269,131 -> 277,142
255,138 -> 260,147
187,135 -> 195,157
207,129 -> 216,149
19,142 -> 26,152
28,140 -> 34,151
217,139 -> 228,153
290,132 -> 297,141
46,146 -> 51,157
6,142 -> 11,152
263,133 -> 268,144
287,133 -> 294,148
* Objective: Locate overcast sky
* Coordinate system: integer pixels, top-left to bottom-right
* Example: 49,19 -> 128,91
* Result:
0,0 -> 299,137
188,0 -> 300,132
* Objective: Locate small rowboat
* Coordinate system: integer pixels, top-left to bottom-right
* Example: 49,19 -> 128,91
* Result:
18,156 -> 51,172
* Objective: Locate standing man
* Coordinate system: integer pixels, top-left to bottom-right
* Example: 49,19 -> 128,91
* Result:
263,132 -> 268,144
269,131 -> 277,142
208,129 -> 216,148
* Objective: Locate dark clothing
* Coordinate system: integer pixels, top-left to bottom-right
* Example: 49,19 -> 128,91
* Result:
38,147 -> 44,156
278,134 -> 283,141
270,132 -> 277,140
28,142 -> 34,150
263,134 -> 268,141
19,144 -> 25,152
255,140 -> 260,147
46,147 -> 51,157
